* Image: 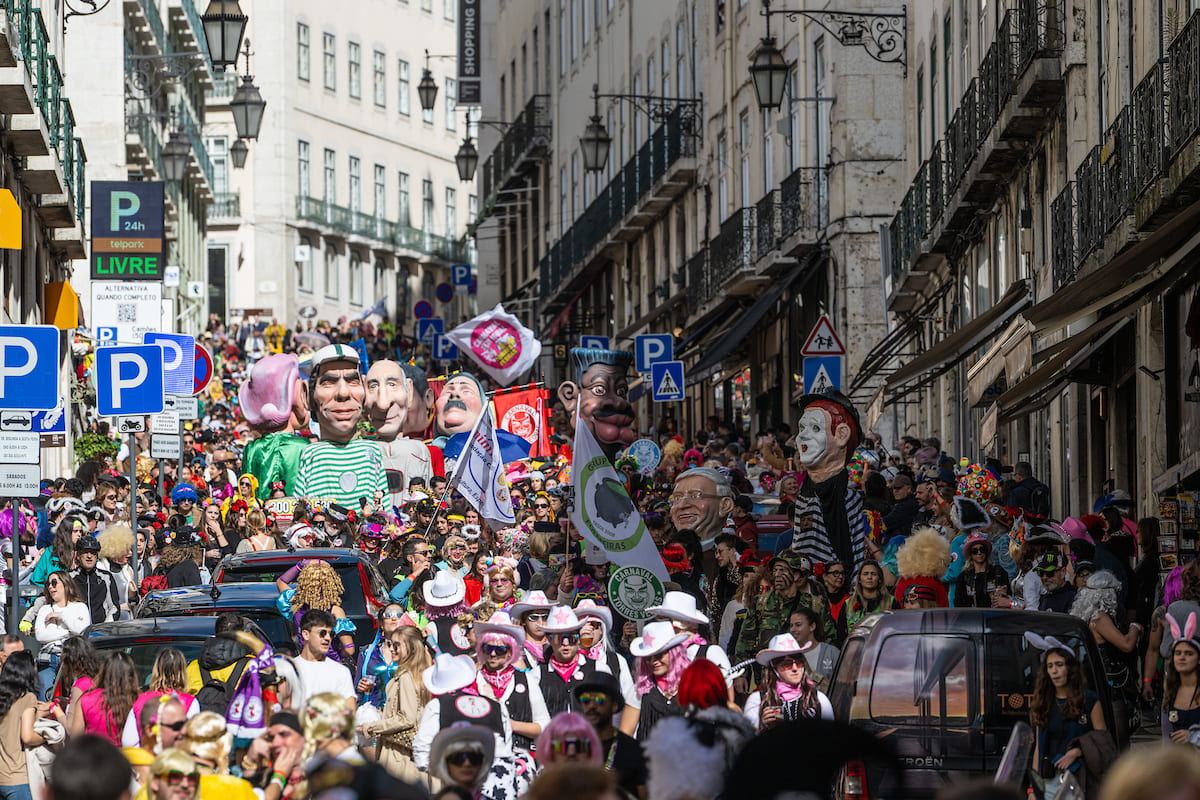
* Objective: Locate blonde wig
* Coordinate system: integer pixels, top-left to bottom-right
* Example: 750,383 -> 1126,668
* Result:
299,692 -> 356,765
148,648 -> 189,694
291,561 -> 345,613
97,523 -> 135,561
180,711 -> 233,774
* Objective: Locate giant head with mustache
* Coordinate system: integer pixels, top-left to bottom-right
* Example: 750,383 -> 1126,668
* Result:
557,348 -> 636,461
434,372 -> 486,441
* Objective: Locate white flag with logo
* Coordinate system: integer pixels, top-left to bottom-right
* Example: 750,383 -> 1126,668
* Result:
444,304 -> 541,386
569,409 -> 668,582
449,405 -> 516,531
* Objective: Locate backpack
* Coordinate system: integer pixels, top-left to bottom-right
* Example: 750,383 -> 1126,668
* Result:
1028,482 -> 1052,519
195,658 -> 250,716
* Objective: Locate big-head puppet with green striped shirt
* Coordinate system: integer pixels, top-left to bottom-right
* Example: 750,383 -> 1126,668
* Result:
294,343 -> 388,509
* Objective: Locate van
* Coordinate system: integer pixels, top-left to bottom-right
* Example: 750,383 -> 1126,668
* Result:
827,609 -> 1128,799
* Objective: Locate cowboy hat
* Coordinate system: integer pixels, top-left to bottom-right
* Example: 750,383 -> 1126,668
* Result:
572,670 -> 625,712
573,598 -> 613,632
511,590 -> 556,619
755,633 -> 816,666
629,620 -> 690,659
646,591 -> 709,627
539,605 -> 587,635
421,653 -> 478,696
474,610 -> 526,652
423,571 -> 467,608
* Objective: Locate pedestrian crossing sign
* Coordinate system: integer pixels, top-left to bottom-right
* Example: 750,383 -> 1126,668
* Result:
803,356 -> 843,393
650,360 -> 685,402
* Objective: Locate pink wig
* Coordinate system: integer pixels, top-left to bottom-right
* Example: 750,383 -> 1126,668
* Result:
476,630 -> 520,669
1164,565 -> 1185,606
534,712 -> 602,765
239,353 -> 300,428
634,643 -> 691,695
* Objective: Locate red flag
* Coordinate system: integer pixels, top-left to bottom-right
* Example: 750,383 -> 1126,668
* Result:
492,387 -> 549,457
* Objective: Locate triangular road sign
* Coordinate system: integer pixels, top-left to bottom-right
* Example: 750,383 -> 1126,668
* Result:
810,363 -> 835,394
656,368 -> 680,397
801,314 -> 846,356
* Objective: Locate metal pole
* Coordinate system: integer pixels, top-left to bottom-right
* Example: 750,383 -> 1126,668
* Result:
158,457 -> 164,506
128,433 -> 140,588
10,500 -> 20,634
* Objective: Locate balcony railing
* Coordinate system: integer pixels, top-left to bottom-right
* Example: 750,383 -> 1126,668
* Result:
177,0 -> 214,75
1169,12 -> 1200,158
176,99 -> 214,190
1016,0 -> 1064,73
139,0 -> 170,54
480,94 -> 551,203
685,246 -> 714,308
711,207 -> 756,284
1050,182 -> 1076,291
755,190 -> 780,257
295,196 -> 469,262
779,166 -> 827,239
205,71 -> 237,103
1075,146 -> 1103,261
1101,106 -> 1132,233
1132,61 -> 1166,197
211,192 -> 240,218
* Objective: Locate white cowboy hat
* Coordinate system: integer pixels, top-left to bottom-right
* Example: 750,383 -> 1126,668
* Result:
429,723 -> 494,787
646,591 -> 709,627
574,598 -> 613,632
421,652 -> 478,696
755,633 -> 816,666
629,620 -> 690,659
474,610 -> 526,652
423,570 -> 467,608
539,605 -> 587,635
511,590 -> 556,619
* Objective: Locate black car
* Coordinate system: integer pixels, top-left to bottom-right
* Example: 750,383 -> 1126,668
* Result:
85,616 -> 274,685
828,609 -> 1128,799
136,583 -> 296,653
213,549 -> 389,649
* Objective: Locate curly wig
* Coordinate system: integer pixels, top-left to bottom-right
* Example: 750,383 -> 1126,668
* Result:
299,692 -> 356,765
181,711 -> 233,774
1069,570 -> 1121,624
895,527 -> 952,579
291,561 -> 345,612
97,523 -> 135,562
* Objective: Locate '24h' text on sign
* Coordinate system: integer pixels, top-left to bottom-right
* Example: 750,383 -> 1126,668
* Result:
90,181 -> 166,281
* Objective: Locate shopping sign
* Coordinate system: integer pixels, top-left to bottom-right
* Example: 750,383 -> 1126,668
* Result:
143,332 -> 196,395
635,333 -> 673,374
90,181 -> 165,280
0,325 -> 59,411
95,344 -> 165,417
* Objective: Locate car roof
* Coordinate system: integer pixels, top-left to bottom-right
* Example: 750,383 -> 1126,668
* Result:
139,583 -> 283,615
86,616 -> 228,639
849,608 -> 1091,637
219,548 -> 367,569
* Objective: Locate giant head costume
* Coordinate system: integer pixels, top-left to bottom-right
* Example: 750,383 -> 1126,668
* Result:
365,360 -> 413,441
308,343 -> 366,444
400,362 -> 436,439
238,353 -> 312,498
794,387 -> 862,484
435,372 -> 486,442
557,348 -> 636,460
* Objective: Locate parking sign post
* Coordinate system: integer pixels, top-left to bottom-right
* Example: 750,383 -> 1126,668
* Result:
128,432 -> 139,587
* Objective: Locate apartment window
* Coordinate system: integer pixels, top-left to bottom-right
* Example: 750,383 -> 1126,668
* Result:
559,0 -> 567,76
995,213 -> 1008,296
421,0 -> 432,10
814,39 -> 829,169
323,148 -> 336,202
789,66 -> 800,169
510,59 -> 517,118
298,140 -> 310,197
323,33 -> 336,90
716,0 -> 726,33
662,40 -> 670,97
930,37 -> 938,136
444,0 -> 455,20
916,66 -> 925,159
374,164 -> 386,216
979,0 -> 987,50
207,136 -> 229,194
606,108 -> 616,182
349,156 -> 362,213
738,109 -> 750,207
676,21 -> 686,97
1096,0 -> 1108,132
582,0 -> 590,44
532,27 -> 539,93
445,78 -> 457,129
422,179 -> 434,232
521,43 -> 528,100
647,58 -> 656,103
571,0 -> 579,61
445,187 -> 457,234
297,236 -> 313,292
944,12 -> 952,122
324,247 -> 339,299
349,253 -> 363,305
398,59 -> 411,114
348,42 -> 361,99
559,166 -> 567,237
690,5 -> 698,90
373,51 -> 386,107
717,132 -> 728,216
398,171 -> 410,226
633,74 -> 642,144
297,23 -> 310,81
571,152 -> 579,220
976,237 -> 990,312
960,0 -> 969,93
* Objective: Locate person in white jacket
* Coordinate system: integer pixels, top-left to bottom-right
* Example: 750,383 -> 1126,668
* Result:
33,569 -> 91,699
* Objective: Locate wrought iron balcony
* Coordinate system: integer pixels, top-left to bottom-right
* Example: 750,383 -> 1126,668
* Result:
295,196 -> 468,263
1101,107 -> 1133,234
779,166 -> 827,243
756,190 -> 780,258
1132,62 -> 1165,198
1074,146 -> 1103,263
1169,13 -> 1200,159
479,94 -> 551,206
685,246 -> 715,309
711,207 -> 758,290
1016,0 -> 1064,73
211,192 -> 240,218
1050,182 -> 1076,291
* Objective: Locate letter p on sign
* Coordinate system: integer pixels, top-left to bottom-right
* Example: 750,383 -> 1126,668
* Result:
95,344 -> 165,417
110,191 -> 140,231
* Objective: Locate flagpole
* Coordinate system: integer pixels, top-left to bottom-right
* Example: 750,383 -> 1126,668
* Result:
426,399 -> 491,542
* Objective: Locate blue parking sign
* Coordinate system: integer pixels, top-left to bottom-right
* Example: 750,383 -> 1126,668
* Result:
432,333 -> 459,360
96,327 -> 118,346
143,332 -> 195,395
451,264 -> 472,286
581,336 -> 609,350
635,333 -> 673,374
650,360 -> 685,402
417,318 -> 444,345
95,344 -> 165,417
0,324 -> 60,411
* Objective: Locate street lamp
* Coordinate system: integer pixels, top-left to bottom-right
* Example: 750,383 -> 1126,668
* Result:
455,118 -> 479,182
579,91 -> 611,173
750,30 -> 789,110
418,50 -> 439,112
580,83 -> 699,173
229,40 -> 266,140
753,0 -> 906,85
200,0 -> 248,72
230,137 -> 248,169
162,128 -> 190,182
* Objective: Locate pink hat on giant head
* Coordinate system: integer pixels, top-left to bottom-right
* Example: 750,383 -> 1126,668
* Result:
239,353 -> 300,427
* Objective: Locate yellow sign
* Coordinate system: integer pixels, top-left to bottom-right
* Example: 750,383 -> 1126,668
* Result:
0,189 -> 20,250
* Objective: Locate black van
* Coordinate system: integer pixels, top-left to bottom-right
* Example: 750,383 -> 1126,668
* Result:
827,609 -> 1129,799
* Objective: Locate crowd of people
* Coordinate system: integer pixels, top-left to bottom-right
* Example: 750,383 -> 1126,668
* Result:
0,315 -> 1194,800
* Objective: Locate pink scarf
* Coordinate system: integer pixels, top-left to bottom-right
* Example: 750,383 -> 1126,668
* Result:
777,680 -> 805,702
683,633 -> 707,648
481,667 -> 515,698
523,639 -> 545,663
582,643 -> 603,661
550,654 -> 580,683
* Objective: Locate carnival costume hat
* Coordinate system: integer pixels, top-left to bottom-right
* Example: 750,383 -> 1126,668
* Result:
423,571 -> 467,608
474,610 -> 526,652
1168,612 -> 1200,654
647,591 -> 710,626
510,590 -> 556,619
572,670 -> 625,711
573,598 -> 613,632
962,530 -> 992,555
538,605 -> 587,635
629,620 -> 690,659
569,347 -> 634,379
422,653 -> 478,696
755,633 -> 815,666
1024,630 -> 1081,661
950,496 -> 991,531
239,353 -> 301,428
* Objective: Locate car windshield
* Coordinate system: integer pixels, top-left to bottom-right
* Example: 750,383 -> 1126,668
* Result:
220,564 -> 367,615
868,634 -> 973,726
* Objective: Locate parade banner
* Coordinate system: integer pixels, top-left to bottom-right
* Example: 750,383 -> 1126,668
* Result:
492,386 -> 550,456
444,304 -> 541,386
569,408 -> 669,581
449,405 -> 516,531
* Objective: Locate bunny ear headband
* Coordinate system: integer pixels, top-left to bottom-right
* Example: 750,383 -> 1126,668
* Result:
1167,612 -> 1200,653
1024,631 -> 1081,662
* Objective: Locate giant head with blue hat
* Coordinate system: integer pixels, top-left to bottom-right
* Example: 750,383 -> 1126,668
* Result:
556,348 -> 636,460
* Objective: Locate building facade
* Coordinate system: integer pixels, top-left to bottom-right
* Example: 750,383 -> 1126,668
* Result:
474,0 -> 904,436
206,0 -> 477,336
862,0 -> 1197,520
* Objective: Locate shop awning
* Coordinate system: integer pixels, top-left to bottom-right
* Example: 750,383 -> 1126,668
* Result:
848,280 -> 954,399
43,281 -> 79,330
966,318 -> 1032,407
885,279 -> 1032,390
615,291 -> 686,341
995,317 -> 1130,424
1024,196 -> 1200,333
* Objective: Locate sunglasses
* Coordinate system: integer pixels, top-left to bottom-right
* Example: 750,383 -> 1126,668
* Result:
159,771 -> 200,787
969,547 -> 988,555
47,580 -> 61,587
774,656 -> 805,669
160,719 -> 187,732
525,612 -> 549,622
553,633 -> 580,644
551,737 -> 591,756
382,611 -> 405,620
311,628 -> 333,639
482,644 -> 510,657
446,751 -> 484,767
577,692 -> 611,706
534,503 -> 550,509
826,570 -> 845,576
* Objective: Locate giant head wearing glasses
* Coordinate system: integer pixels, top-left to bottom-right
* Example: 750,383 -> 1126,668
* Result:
557,348 -> 636,461
668,466 -> 734,542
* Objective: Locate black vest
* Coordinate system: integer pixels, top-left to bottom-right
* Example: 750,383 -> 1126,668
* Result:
439,692 -> 504,738
432,615 -> 474,656
499,671 -> 535,752
636,684 -> 679,742
538,656 -> 599,717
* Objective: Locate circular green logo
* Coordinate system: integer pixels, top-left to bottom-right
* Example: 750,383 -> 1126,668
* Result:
578,455 -> 645,552
607,566 -> 665,621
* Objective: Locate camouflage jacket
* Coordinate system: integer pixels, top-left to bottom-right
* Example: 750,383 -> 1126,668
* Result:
733,587 -> 836,663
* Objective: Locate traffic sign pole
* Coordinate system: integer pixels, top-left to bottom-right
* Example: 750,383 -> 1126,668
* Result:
128,432 -> 139,589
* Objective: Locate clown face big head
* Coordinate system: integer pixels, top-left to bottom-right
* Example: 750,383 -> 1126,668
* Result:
557,348 -> 636,461
436,373 -> 486,438
794,388 -> 862,483
365,360 -> 413,442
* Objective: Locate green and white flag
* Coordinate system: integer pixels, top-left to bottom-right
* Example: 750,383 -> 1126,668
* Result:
569,409 -> 668,581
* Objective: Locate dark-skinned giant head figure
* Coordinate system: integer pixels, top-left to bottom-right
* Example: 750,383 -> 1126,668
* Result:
557,348 -> 636,461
